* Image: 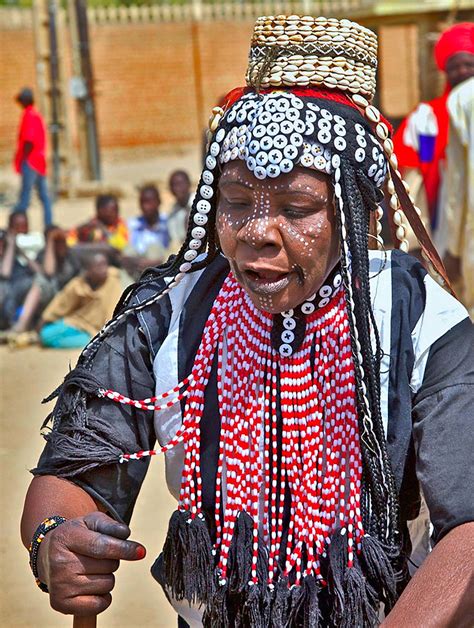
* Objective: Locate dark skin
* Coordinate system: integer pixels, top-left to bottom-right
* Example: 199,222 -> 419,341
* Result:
169,172 -> 191,207
121,188 -> 164,276
21,164 -> 474,620
139,188 -> 161,227
446,51 -> 474,89
217,162 -> 339,313
83,253 -> 109,290
96,200 -> 119,229
8,212 -> 29,235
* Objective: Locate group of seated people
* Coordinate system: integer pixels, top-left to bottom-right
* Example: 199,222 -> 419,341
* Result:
0,170 -> 193,349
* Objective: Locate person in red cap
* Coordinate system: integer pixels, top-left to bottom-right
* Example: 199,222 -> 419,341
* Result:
393,22 -> 474,240
13,87 -> 53,227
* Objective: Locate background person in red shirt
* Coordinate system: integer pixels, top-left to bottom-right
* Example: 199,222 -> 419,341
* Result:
12,87 -> 53,227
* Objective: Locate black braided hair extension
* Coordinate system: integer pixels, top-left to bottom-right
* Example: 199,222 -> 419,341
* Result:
335,160 -> 400,552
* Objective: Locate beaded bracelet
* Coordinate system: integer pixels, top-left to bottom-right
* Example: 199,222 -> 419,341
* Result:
28,515 -> 67,592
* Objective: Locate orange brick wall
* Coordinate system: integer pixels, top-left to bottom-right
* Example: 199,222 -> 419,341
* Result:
1,18 -> 442,164
0,20 -> 254,164
0,29 -> 37,164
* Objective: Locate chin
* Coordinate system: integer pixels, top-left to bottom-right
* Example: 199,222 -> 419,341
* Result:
245,290 -> 296,315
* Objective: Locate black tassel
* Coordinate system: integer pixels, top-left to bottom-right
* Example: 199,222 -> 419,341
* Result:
339,566 -> 379,628
327,529 -> 348,624
271,576 -> 291,627
162,511 -> 214,605
262,582 -> 275,627
183,514 -> 215,604
228,511 -> 254,594
288,583 -> 306,626
242,583 -> 265,627
33,419 -> 128,476
162,510 -> 190,601
360,535 -> 397,610
303,575 -> 321,628
202,581 -> 230,628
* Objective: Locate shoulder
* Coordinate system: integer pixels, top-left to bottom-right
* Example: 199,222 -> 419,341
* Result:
373,250 -> 469,391
370,249 -> 427,329
120,254 -> 229,357
379,249 -> 466,325
127,216 -> 142,230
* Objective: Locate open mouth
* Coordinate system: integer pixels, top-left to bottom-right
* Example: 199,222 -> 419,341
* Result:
242,269 -> 292,295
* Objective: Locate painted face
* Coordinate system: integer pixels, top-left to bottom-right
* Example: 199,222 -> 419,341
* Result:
217,161 -> 339,313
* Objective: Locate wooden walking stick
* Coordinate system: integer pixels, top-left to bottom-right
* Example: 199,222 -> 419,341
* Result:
73,616 -> 97,628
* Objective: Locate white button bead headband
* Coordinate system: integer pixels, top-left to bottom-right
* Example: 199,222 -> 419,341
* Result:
214,91 -> 388,186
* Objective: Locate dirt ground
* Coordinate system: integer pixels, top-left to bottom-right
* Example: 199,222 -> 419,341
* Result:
0,145 -> 204,627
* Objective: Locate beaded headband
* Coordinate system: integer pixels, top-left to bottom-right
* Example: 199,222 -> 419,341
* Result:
213,91 -> 388,187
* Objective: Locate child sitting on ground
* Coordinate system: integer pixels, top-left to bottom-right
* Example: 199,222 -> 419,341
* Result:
9,226 -> 80,337
39,251 -> 122,349
122,184 -> 170,280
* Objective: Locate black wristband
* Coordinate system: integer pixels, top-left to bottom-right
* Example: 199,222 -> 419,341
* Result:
28,516 -> 67,592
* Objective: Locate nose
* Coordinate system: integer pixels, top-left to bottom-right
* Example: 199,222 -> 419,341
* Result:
237,214 -> 283,251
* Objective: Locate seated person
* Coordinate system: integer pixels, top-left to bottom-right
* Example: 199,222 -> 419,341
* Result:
39,251 -> 122,349
67,194 -> 129,253
167,170 -> 194,246
123,184 -> 170,279
0,212 -> 41,331
10,226 -> 80,335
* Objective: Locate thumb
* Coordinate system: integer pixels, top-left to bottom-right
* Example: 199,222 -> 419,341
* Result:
83,511 -> 131,540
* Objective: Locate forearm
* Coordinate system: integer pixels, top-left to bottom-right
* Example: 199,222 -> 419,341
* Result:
383,522 -> 474,627
42,240 -> 57,277
21,475 -> 100,549
1,237 -> 16,277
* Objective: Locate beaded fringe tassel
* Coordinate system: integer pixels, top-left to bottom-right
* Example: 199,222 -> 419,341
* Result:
111,273 -> 395,625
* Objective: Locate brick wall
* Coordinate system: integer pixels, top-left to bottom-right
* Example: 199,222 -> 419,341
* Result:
0,19 -> 253,164
0,15 -> 446,164
0,29 -> 37,164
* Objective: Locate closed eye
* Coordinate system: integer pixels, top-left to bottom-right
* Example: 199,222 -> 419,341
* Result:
283,205 -> 320,219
